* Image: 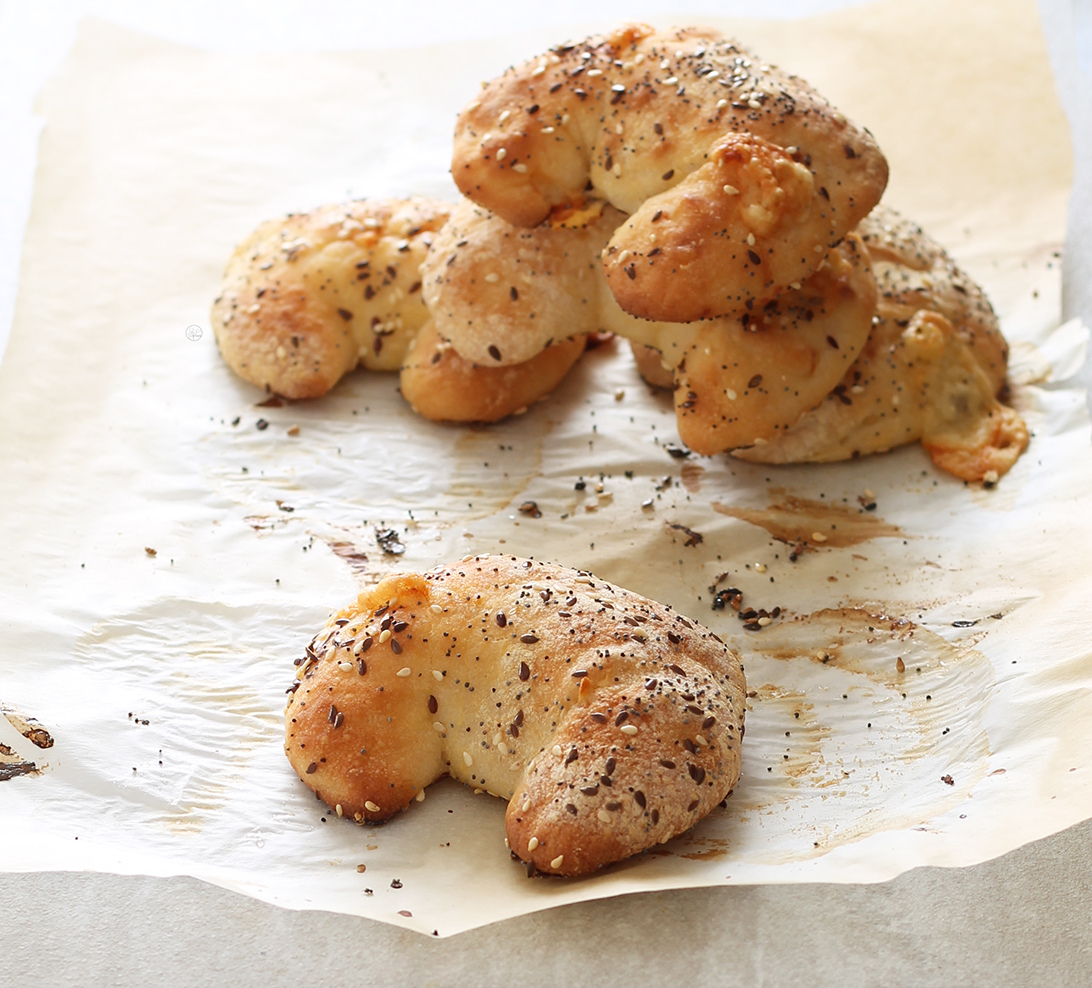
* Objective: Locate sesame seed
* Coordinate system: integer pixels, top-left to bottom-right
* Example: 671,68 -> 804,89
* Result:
484,272 -> 499,283
499,110 -> 510,123
587,68 -> 602,76
811,532 -> 828,543
415,790 -> 426,802
552,745 -> 563,757
620,724 -> 638,736
433,721 -> 444,732
497,148 -> 507,161
665,76 -> 678,85
335,804 -> 343,817
611,84 -> 625,92
758,617 -> 772,627
365,801 -> 380,812
513,163 -> 528,173
746,233 -> 756,246
597,809 -> 611,823
432,669 -> 443,681
338,661 -> 353,672
723,184 -> 739,195
379,629 -> 391,643
396,667 -> 412,677
521,799 -> 531,812
431,604 -> 442,614
814,245 -> 824,253
550,855 -> 564,869
463,752 -> 473,767
754,563 -> 767,573
527,836 -> 539,851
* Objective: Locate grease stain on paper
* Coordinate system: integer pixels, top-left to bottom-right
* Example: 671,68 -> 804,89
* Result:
0,704 -> 53,781
447,418 -> 549,520
712,494 -> 903,547
669,607 -> 994,867
2,704 -> 54,749
72,600 -> 301,833
0,742 -> 41,781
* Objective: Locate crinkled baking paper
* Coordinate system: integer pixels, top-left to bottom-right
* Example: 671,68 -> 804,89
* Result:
1,0 -> 1090,937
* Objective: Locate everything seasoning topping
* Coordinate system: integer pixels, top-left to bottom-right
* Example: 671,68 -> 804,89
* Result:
286,553 -> 745,877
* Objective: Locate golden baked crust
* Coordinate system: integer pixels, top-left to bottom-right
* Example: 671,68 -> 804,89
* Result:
605,234 -> 877,454
451,24 -> 888,320
212,198 -> 449,398
734,206 -> 1027,481
603,132 -> 829,322
421,197 -> 624,366
399,321 -> 587,422
284,555 -> 746,876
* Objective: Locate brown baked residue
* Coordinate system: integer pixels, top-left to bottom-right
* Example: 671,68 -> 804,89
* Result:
2,705 -> 54,749
712,495 -> 902,548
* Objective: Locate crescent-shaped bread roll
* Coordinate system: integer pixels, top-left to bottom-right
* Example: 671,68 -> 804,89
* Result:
399,321 -> 587,422
284,555 -> 746,876
734,206 -> 1027,482
451,24 -> 888,321
212,198 -> 449,398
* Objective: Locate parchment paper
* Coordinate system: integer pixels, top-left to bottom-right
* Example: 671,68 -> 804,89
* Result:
1,0 -> 1089,937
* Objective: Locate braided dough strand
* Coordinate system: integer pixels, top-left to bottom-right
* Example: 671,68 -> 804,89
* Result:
400,321 -> 587,422
421,197 -> 624,366
212,198 -> 449,398
606,234 -> 877,454
285,556 -> 746,876
734,206 -> 1027,481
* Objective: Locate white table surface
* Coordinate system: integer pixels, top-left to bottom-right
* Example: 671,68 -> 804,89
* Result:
1,1 -> 1090,984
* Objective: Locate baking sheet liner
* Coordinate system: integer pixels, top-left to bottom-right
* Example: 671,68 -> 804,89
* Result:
1,0 -> 1090,937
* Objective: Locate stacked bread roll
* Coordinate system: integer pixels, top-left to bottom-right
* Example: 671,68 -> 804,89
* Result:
213,22 -> 1027,478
